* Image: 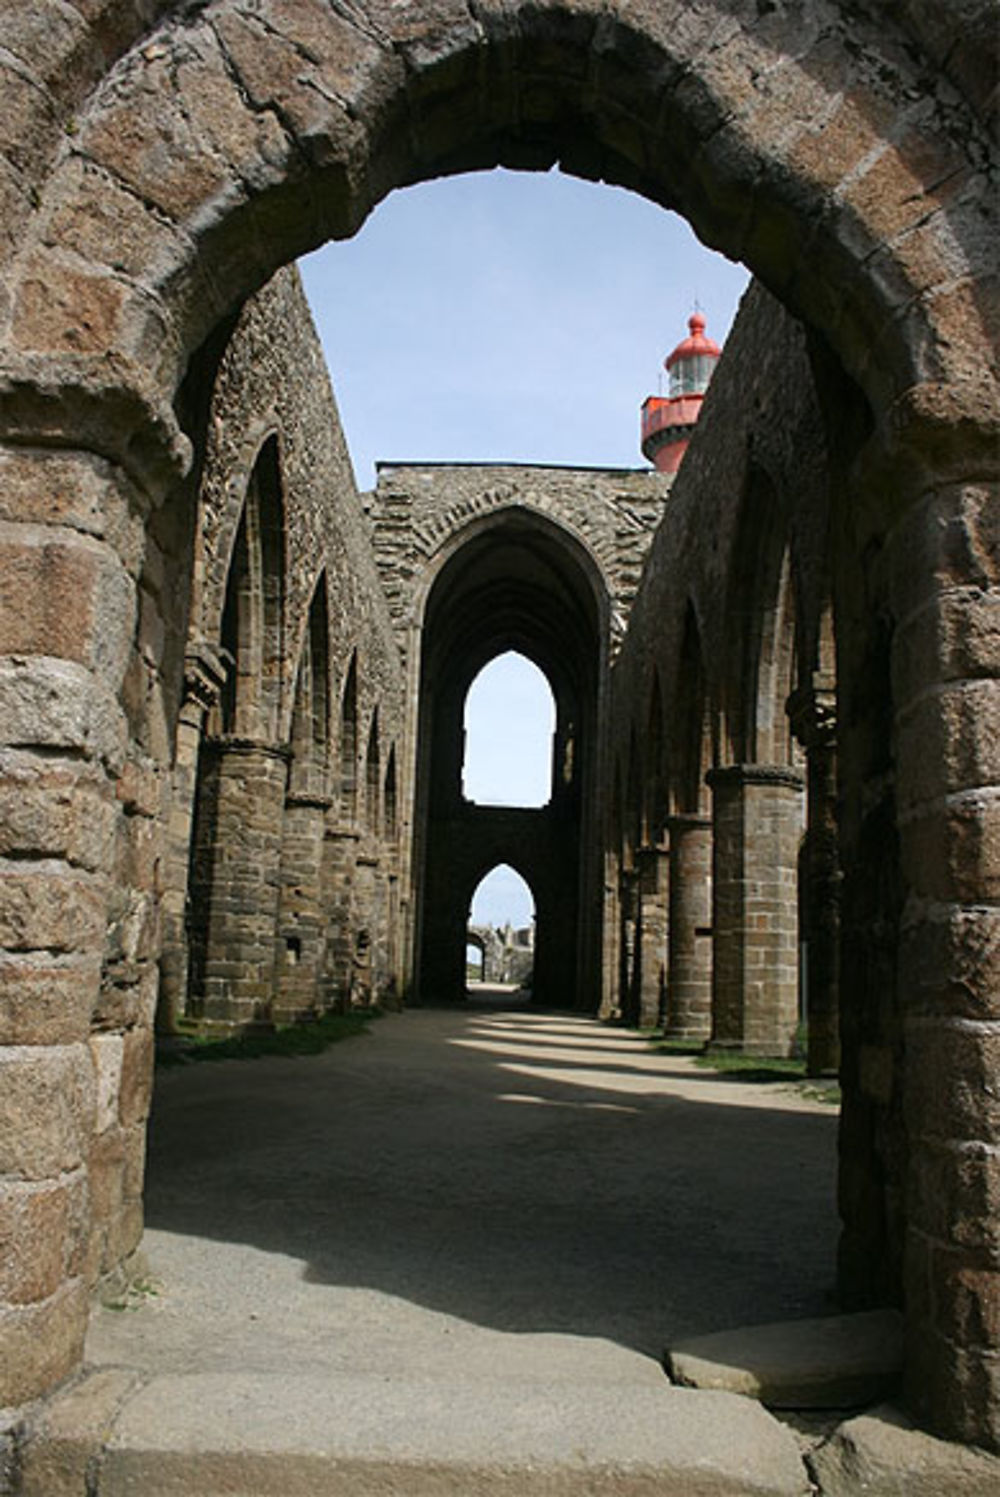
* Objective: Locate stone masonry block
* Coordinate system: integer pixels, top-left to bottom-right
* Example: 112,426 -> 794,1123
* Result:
905,1322 -> 1000,1452
76,45 -> 236,227
893,587 -> 1000,711
0,447 -> 148,577
0,750 -> 115,870
888,484 -> 999,624
909,1140 -> 1000,1257
118,1025 -> 154,1128
11,251 -> 129,357
900,901 -> 1000,1022
904,1019 -> 1000,1145
0,864 -> 106,953
900,792 -> 1000,904
0,1044 -> 95,1180
932,1253 -> 1000,1352
0,953 -> 100,1045
0,657 -> 127,769
897,680 -> 1000,810
0,521 -> 136,681
18,1367 -> 143,1497
41,155 -> 191,285
0,1171 -> 87,1304
90,1032 -> 124,1134
0,1279 -> 89,1407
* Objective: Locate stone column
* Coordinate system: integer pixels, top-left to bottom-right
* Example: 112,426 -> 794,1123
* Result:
321,823 -> 361,1009
0,447 -> 150,1405
619,866 -> 639,1025
637,843 -> 670,1028
664,815 -> 712,1040
707,765 -> 805,1056
158,643 -> 227,1033
887,481 -> 1000,1451
274,771 -> 333,1024
787,685 -> 840,1076
191,738 -> 290,1028
599,855 -> 622,1019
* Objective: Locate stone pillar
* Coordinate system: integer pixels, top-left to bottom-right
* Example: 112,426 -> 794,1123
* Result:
707,765 -> 805,1056
321,823 -> 361,1009
887,482 -> 1000,1451
664,815 -> 712,1040
274,773 -> 333,1024
0,447 -> 149,1406
637,844 -> 670,1028
599,855 -> 622,1019
619,866 -> 639,1025
787,686 -> 840,1076
158,643 -> 227,1033
191,739 -> 290,1028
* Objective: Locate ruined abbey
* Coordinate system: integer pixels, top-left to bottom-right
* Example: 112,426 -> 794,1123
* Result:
0,0 -> 997,1480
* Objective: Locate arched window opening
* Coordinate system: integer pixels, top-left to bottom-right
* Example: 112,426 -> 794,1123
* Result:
254,438 -> 285,738
462,651 -> 555,808
384,747 -> 398,842
216,504 -> 250,735
468,864 -> 535,991
365,710 -> 381,833
339,653 -> 358,820
290,579 -> 330,775
676,603 -> 711,816
466,939 -> 485,984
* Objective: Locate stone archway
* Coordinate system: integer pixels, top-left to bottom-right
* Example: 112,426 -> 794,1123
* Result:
412,505 -> 608,1011
0,0 -> 996,1451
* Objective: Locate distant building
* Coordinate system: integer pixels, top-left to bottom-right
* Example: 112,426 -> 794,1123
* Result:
640,312 -> 721,474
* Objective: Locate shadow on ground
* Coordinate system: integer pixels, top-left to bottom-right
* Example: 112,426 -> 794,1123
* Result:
118,999 -> 839,1380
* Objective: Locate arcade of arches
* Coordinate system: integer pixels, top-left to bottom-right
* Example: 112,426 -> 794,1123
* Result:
0,0 -> 996,1466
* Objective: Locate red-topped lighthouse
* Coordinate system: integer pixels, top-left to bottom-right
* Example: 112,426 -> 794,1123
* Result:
640,311 -> 721,474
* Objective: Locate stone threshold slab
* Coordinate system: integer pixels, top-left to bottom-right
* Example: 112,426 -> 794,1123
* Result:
21,1367 -> 810,1497
666,1309 -> 904,1409
810,1404 -> 1000,1496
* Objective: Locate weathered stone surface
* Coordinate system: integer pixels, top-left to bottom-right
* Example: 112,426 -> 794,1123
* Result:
0,1171 -> 87,1304
100,1371 -> 810,1496
0,864 -> 106,954
0,1279 -> 88,1406
667,1311 -> 905,1410
0,1044 -> 95,1179
18,1367 -> 143,1497
811,1404 -> 1000,1496
0,952 -> 100,1045
0,657 -> 127,768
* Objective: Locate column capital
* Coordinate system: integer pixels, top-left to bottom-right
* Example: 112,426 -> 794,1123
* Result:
202,734 -> 292,763
665,812 -> 711,833
182,640 -> 230,713
706,763 -> 805,792
786,685 -> 837,752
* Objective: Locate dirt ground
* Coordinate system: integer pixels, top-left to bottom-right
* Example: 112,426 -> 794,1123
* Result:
87,997 -> 840,1393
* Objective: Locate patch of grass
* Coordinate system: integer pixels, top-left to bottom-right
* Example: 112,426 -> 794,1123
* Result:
649,1036 -> 704,1057
156,1008 -> 378,1066
695,1050 -> 806,1083
645,1027 -> 841,1105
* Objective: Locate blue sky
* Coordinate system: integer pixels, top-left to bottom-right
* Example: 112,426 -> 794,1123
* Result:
298,168 -> 749,927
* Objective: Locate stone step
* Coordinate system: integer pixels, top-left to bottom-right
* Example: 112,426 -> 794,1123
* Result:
22,1367 -> 811,1497
666,1310 -> 904,1410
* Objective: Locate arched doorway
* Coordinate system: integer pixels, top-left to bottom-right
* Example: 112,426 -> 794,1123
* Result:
413,510 -> 608,1010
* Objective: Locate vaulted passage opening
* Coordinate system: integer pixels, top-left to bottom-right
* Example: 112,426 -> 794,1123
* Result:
414,512 -> 607,1010
463,652 -> 556,809
467,864 -> 536,992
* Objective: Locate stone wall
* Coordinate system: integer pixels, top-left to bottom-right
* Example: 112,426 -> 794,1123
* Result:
163,265 -> 407,1030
